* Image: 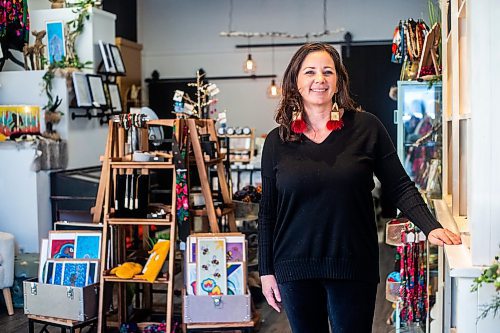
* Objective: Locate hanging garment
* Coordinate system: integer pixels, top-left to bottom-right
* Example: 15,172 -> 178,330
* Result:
0,0 -> 30,51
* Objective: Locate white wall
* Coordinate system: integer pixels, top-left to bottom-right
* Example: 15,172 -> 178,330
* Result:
138,0 -> 428,136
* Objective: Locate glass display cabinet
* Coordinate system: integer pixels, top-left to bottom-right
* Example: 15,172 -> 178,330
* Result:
396,81 -> 443,205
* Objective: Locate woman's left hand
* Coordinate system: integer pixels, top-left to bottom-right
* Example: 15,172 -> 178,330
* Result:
428,228 -> 462,246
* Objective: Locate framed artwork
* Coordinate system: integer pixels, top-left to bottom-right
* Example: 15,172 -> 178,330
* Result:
48,231 -> 76,259
98,40 -> 116,73
0,105 -> 40,137
53,261 -> 64,285
62,261 -> 89,287
86,74 -> 107,107
227,262 -> 245,295
87,261 -> 100,285
196,238 -> 227,295
74,233 -> 102,259
106,83 -> 122,112
225,235 -> 246,262
43,260 -> 55,284
185,263 -> 197,295
72,72 -> 92,107
38,239 -> 49,283
108,44 -> 126,74
46,21 -> 66,64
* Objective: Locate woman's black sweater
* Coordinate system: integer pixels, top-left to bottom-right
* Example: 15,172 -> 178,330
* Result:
258,109 -> 442,283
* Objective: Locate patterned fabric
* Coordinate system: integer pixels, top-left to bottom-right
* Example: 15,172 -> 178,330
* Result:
0,0 -> 30,51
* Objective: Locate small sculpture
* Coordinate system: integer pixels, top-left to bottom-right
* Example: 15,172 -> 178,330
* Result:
49,0 -> 65,9
65,28 -> 78,62
23,30 -> 47,70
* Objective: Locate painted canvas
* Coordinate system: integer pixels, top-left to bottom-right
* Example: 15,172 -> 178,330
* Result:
186,262 -> 197,295
74,233 -> 101,259
0,105 -> 40,137
226,235 -> 246,263
46,21 -> 65,63
44,261 -> 54,284
53,262 -> 64,285
48,231 -> 76,259
87,261 -> 99,285
226,242 -> 244,262
196,238 -> 227,295
227,262 -> 244,295
62,262 -> 89,287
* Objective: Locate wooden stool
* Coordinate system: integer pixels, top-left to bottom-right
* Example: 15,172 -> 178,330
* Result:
27,314 -> 97,333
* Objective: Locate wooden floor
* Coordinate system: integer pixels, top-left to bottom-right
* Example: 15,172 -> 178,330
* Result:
0,237 -> 395,333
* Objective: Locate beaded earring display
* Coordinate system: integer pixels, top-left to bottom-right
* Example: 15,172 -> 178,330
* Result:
290,101 -> 307,134
326,94 -> 344,131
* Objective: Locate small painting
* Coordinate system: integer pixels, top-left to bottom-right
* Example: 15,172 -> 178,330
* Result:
50,239 -> 75,258
46,21 -> 66,63
87,261 -> 100,285
196,238 -> 227,295
186,262 -> 197,295
44,261 -> 54,284
226,242 -> 244,262
227,262 -> 244,295
62,262 -> 89,287
74,233 -> 101,259
53,262 -> 64,285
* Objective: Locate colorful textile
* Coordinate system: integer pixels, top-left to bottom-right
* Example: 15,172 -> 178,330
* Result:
0,0 -> 30,50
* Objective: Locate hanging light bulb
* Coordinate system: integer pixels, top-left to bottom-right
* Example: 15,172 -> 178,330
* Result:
243,37 -> 256,74
267,39 -> 280,98
243,54 -> 256,73
267,79 -> 280,98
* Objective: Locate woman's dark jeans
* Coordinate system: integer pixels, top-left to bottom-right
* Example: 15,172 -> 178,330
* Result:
278,279 -> 378,333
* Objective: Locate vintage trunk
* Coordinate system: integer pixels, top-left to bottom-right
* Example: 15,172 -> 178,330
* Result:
184,292 -> 252,324
23,278 -> 98,321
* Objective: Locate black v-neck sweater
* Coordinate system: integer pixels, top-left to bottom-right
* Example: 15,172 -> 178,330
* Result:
258,110 -> 442,283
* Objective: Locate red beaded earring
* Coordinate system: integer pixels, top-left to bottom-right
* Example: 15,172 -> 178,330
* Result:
291,103 -> 307,134
326,94 -> 344,131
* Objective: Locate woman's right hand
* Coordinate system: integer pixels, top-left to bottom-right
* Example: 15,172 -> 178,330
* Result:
260,274 -> 282,312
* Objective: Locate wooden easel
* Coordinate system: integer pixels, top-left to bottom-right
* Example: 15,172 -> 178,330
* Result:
95,117 -> 177,333
184,119 -> 237,233
417,22 -> 442,78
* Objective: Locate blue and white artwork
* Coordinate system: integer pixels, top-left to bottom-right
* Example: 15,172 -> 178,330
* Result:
53,262 -> 64,285
227,262 -> 244,295
87,261 -> 99,285
62,262 -> 88,287
46,21 -> 65,63
75,234 -> 101,259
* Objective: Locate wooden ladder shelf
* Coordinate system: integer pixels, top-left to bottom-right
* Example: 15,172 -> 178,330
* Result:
186,119 -> 237,233
95,117 -> 178,333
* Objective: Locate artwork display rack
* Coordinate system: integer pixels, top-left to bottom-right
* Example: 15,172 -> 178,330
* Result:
94,118 -> 178,332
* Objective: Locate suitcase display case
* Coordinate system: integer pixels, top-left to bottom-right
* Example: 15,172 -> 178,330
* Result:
183,291 -> 252,324
23,278 -> 98,321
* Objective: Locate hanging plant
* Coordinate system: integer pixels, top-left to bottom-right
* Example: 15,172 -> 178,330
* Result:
42,0 -> 96,112
41,1 -> 96,140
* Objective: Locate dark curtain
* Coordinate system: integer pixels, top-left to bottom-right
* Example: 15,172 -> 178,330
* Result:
342,44 -> 402,218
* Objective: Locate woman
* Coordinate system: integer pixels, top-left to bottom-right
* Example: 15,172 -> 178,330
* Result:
258,42 -> 461,333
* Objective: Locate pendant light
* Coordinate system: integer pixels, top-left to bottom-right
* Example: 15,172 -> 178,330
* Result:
267,39 -> 280,98
243,37 -> 256,74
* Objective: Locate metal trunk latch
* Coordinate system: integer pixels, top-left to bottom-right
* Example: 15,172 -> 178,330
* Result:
212,296 -> 222,308
30,283 -> 37,296
66,287 -> 74,300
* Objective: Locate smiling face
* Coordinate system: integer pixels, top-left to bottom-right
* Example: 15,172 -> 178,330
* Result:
297,51 -> 337,110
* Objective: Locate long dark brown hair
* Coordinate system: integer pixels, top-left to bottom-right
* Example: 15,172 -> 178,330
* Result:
275,42 -> 360,142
